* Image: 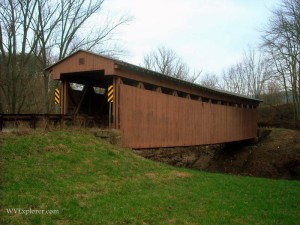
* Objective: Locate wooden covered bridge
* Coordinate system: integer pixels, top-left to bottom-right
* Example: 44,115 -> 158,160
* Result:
46,50 -> 261,148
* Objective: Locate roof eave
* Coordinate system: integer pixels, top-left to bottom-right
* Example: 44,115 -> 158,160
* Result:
114,61 -> 262,103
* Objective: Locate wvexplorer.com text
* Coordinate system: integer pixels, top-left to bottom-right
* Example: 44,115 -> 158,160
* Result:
6,208 -> 59,215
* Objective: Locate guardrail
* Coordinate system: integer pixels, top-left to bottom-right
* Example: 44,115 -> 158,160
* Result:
0,114 -> 108,131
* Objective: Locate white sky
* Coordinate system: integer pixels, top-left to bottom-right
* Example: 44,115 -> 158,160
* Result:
101,0 -> 281,75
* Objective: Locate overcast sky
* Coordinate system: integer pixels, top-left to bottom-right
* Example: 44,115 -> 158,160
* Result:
102,0 -> 281,76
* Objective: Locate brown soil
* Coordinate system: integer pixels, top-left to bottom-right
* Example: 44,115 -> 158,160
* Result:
133,128 -> 300,180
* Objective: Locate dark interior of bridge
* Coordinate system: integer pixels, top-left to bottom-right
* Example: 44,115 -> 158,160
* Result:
60,70 -> 113,119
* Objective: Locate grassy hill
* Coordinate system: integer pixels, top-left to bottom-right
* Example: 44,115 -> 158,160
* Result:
0,130 -> 299,224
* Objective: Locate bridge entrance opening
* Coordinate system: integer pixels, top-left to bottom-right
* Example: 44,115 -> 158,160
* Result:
60,70 -> 113,127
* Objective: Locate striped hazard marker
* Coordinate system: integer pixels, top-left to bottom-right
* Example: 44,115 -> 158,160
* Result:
54,88 -> 60,105
107,85 -> 113,103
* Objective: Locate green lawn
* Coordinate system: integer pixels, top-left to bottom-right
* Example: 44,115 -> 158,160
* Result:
0,130 -> 299,225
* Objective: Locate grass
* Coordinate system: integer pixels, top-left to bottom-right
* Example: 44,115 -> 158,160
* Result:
0,130 -> 299,225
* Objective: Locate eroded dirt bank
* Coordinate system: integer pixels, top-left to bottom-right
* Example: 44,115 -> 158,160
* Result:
133,128 -> 300,180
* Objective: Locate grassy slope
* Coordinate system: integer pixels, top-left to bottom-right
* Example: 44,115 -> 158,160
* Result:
0,131 -> 299,225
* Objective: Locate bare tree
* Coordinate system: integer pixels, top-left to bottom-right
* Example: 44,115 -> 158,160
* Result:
0,0 -> 130,113
221,62 -> 248,95
0,0 -> 41,113
55,0 -> 131,59
262,0 -> 300,126
261,79 -> 284,105
35,0 -> 130,112
200,72 -> 219,88
142,46 -> 201,83
221,47 -> 271,98
243,47 -> 272,98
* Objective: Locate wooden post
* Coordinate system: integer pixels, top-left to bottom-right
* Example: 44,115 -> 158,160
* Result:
109,102 -> 112,129
61,81 -> 69,115
137,82 -> 145,89
155,87 -> 162,93
171,91 -> 178,96
74,85 -> 88,115
113,77 -> 123,129
30,115 -> 37,129
0,114 -> 3,131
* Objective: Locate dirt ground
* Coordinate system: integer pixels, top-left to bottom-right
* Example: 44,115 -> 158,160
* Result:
133,128 -> 300,180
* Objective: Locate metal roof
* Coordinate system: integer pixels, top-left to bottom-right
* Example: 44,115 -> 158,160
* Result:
114,60 -> 262,103
45,49 -> 262,103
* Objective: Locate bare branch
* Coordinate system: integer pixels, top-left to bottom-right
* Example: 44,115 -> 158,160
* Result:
142,46 -> 201,83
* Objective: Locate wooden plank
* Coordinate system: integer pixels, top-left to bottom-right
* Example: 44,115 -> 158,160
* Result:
119,84 -> 258,148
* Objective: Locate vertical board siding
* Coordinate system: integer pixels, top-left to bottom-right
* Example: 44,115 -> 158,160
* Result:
51,51 -> 114,79
119,84 -> 258,148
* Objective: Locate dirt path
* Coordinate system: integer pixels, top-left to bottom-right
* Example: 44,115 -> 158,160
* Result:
134,128 -> 300,180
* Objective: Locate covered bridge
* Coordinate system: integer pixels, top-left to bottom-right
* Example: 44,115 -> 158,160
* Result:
46,50 -> 261,148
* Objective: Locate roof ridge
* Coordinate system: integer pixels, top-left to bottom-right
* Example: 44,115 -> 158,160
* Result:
45,49 -> 262,102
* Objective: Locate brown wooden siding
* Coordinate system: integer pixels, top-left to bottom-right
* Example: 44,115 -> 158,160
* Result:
51,51 -> 114,79
119,84 -> 257,148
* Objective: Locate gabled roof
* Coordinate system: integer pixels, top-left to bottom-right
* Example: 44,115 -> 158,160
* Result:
46,49 -> 262,103
45,49 -> 118,71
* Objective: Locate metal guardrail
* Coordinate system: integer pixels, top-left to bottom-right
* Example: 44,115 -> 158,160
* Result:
0,114 -> 108,131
